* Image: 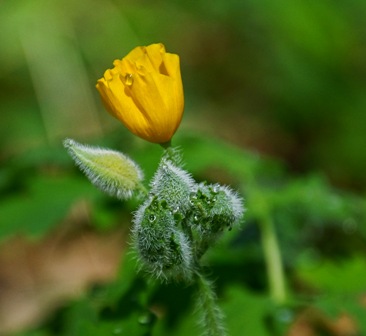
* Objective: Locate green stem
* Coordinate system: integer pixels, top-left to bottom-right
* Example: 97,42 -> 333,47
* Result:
160,143 -> 182,165
195,270 -> 226,336
160,140 -> 172,149
259,213 -> 286,305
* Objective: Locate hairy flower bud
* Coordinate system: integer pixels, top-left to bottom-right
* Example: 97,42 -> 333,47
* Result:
188,183 -> 244,255
63,139 -> 143,200
132,197 -> 193,281
150,158 -> 195,215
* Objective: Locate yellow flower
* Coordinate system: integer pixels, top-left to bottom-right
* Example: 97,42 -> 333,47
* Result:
96,43 -> 184,144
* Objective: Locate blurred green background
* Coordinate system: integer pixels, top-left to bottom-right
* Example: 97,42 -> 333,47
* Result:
1,0 -> 366,335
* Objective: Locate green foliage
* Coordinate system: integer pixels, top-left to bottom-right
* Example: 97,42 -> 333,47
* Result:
1,0 -> 366,334
1,133 -> 365,335
222,286 -> 272,336
0,175 -> 98,239
298,255 -> 366,295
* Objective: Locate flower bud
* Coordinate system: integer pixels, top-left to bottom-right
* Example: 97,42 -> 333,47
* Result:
150,158 -> 195,215
63,139 -> 143,200
188,183 -> 244,255
132,197 -> 193,281
96,43 -> 184,144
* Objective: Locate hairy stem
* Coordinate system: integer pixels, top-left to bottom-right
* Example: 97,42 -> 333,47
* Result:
195,271 -> 227,336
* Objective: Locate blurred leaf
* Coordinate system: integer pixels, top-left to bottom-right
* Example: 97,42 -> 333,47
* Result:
0,175 -> 99,239
223,286 -> 272,335
297,255 -> 366,295
313,295 -> 366,334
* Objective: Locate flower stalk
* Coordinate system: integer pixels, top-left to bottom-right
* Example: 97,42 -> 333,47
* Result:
250,187 -> 286,305
259,214 -> 286,304
195,270 -> 227,336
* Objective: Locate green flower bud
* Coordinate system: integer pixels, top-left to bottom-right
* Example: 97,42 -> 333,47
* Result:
63,139 -> 143,200
132,197 -> 193,281
188,183 -> 244,255
150,158 -> 195,215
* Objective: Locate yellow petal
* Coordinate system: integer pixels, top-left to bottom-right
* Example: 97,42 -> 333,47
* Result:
126,43 -> 165,72
96,43 -> 184,144
143,43 -> 166,71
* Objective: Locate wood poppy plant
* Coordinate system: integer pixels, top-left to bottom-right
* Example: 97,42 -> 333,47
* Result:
96,43 -> 184,144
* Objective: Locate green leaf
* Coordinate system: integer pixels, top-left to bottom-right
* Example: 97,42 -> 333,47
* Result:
222,286 -> 272,336
297,255 -> 366,295
0,175 -> 99,239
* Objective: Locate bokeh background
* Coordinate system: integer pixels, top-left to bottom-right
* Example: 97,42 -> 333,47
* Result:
1,0 -> 366,335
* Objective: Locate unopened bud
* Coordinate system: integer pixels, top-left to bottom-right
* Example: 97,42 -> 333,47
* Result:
188,183 -> 244,255
132,197 -> 193,281
63,139 -> 143,200
150,159 -> 195,215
